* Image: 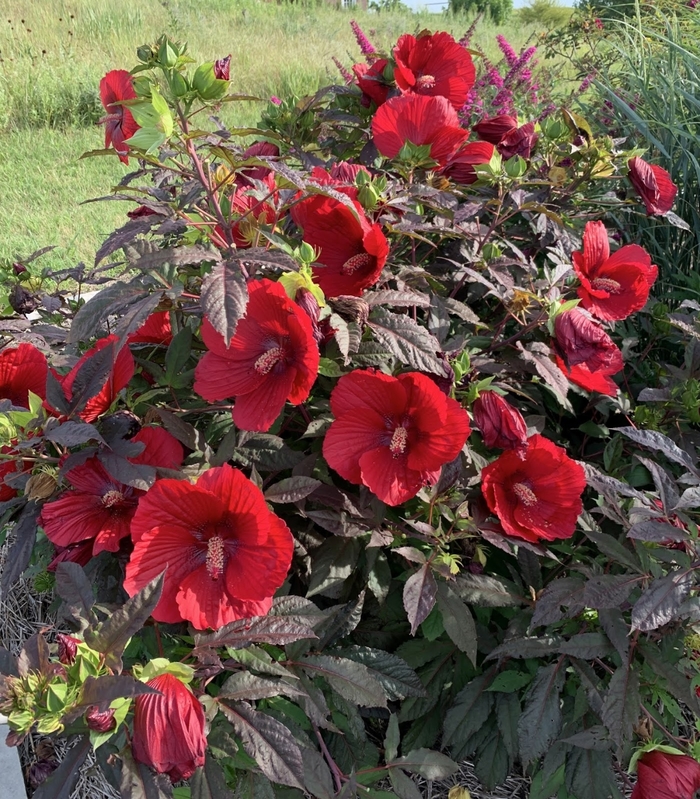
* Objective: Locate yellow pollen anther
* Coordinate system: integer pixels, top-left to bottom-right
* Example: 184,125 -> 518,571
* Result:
254,346 -> 285,375
591,277 -> 622,294
513,482 -> 538,506
101,490 -> 124,508
389,426 -> 408,456
206,536 -> 226,580
341,253 -> 373,275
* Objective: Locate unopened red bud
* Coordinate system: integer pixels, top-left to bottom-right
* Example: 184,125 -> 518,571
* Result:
56,633 -> 81,665
473,391 -> 528,453
12,262 -> 27,276
214,54 -> 231,81
85,705 -> 117,733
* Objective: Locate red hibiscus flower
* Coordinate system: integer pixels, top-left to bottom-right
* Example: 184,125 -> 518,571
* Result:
124,464 -> 294,629
323,370 -> 471,506
0,343 -> 48,408
48,540 -> 94,572
573,221 -> 658,321
473,115 -> 518,144
628,156 -> 677,216
353,59 -> 391,107
129,426 -> 184,471
441,141 -> 495,185
329,161 -> 371,184
553,309 -> 623,374
51,335 -> 134,423
291,194 -> 389,297
194,279 -> 319,432
215,174 -> 278,249
631,750 -> 700,799
473,391 -> 528,455
372,94 -> 468,166
236,141 -> 280,187
555,355 -> 619,397
132,673 -> 206,782
99,70 -> 140,165
481,434 -> 586,542
498,121 -> 537,160
393,32 -> 475,109
0,444 -> 26,502
39,458 -> 140,556
128,311 -> 173,346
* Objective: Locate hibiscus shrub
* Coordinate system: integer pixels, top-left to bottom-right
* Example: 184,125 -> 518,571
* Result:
2,25 -> 700,799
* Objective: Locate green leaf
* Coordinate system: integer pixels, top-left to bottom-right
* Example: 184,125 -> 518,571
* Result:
436,582 -> 477,664
84,572 -> 164,672
200,259 -> 249,346
474,730 -> 509,790
317,358 -> 343,377
124,126 -> 167,154
564,745 -> 621,799
264,477 -> 321,503
487,671 -> 532,693
300,655 -> 388,708
518,662 -> 565,764
307,537 -> 362,598
388,768 -> 422,799
334,645 -> 426,701
384,714 -> 400,762
403,564 -> 437,635
220,702 -> 305,789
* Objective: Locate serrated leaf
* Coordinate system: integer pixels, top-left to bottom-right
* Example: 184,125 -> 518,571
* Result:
195,616 -> 317,650
583,527 -> 643,573
583,574 -> 641,609
453,573 -> 521,607
220,701 -> 305,789
564,745 -> 620,799
601,663 -> 639,753
32,736 -> 91,799
631,570 -> 694,632
83,572 -> 164,672
301,748 -> 334,799
94,216 -> 164,267
634,455 -> 680,515
443,670 -> 495,751
474,730 -> 509,790
617,427 -> 700,476
200,259 -> 249,346
119,747 -> 174,798
306,537 -> 362,598
532,577 -> 586,627
54,562 -> 95,627
368,307 -> 447,376
391,748 -> 459,780
128,243 -> 220,274
300,655 -> 388,708
486,636 -> 563,661
403,564 -> 438,635
45,420 -> 105,447
495,691 -> 520,763
557,632 -> 613,659
560,726 -> 610,750
389,768 -> 422,799
0,500 -> 40,595
334,645 -> 426,700
265,477 -> 321,503
364,290 -> 431,308
219,672 -> 305,701
627,520 -> 687,543
518,662 -> 565,764
436,582 -> 477,664
68,278 -> 154,343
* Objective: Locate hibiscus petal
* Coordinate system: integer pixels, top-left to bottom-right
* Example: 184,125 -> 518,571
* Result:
129,427 -> 184,471
232,368 -> 296,432
323,408 -> 387,484
582,220 -> 610,272
329,369 -> 405,418
40,493 -> 109,548
358,446 -> 426,505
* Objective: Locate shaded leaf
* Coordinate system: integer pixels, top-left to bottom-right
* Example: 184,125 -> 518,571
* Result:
200,259 -> 249,346
334,645 -> 426,700
583,575 -> 641,609
300,655 -> 388,708
518,662 -> 565,764
532,577 -> 585,627
220,701 -> 305,789
486,636 -> 563,661
631,570 -> 694,632
443,669 -> 496,751
307,537 -> 362,598
453,573 -> 522,607
45,421 -> 105,447
560,726 -> 610,751
32,736 -> 91,799
195,616 -> 317,650
301,748 -> 334,799
436,582 -> 477,664
0,500 -> 40,595
389,768 -> 422,799
191,753 -> 235,799
628,520 -> 687,543
618,427 -> 700,476
265,477 -> 322,503
601,663 -> 639,753
403,564 -> 438,635
219,672 -> 305,701
54,562 -> 96,627
391,748 -> 459,780
564,745 -> 620,799
119,748 -> 174,799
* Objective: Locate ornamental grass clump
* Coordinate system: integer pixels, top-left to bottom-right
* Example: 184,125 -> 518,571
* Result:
2,25 -> 700,799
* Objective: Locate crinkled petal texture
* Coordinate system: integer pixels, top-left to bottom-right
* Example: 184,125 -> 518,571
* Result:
393,32 -> 475,109
498,122 -> 537,160
124,464 -> 294,630
57,335 -> 135,423
194,279 -> 319,432
99,69 -> 139,165
132,673 -> 206,783
473,115 -> 518,144
554,309 -> 623,374
555,355 -> 619,397
291,195 -> 389,297
628,156 -> 678,216
631,751 -> 700,799
323,370 -> 470,506
441,141 -> 495,185
481,434 -> 586,543
128,311 -> 173,346
39,457 -> 139,555
353,59 -> 390,107
573,220 -> 657,321
371,94 -> 468,166
0,343 -> 48,408
237,141 -> 280,186
473,391 -> 528,453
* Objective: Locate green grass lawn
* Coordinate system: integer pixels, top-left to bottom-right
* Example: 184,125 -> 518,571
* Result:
0,0 -> 549,271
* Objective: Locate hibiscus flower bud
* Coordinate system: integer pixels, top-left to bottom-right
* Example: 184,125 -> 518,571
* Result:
28,759 -> 57,789
632,750 -> 700,799
25,472 -> 56,501
132,673 -> 206,783
627,156 -> 677,216
554,309 -> 622,373
214,55 -> 231,81
56,634 -> 81,665
12,262 -> 27,276
328,295 -> 370,328
473,392 -> 528,454
9,284 -> 39,315
473,114 -> 518,144
85,705 -> 117,733
498,121 -> 537,160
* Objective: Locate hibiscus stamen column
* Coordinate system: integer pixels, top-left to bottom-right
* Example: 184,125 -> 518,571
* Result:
205,536 -> 226,580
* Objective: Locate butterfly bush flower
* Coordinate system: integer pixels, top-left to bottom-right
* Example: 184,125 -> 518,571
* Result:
481,435 -> 586,542
132,673 -> 206,782
0,342 -> 47,408
99,70 -> 140,164
573,220 -> 657,321
194,279 -> 319,432
628,156 -> 678,216
124,465 -> 294,629
350,19 -> 378,62
323,370 -> 471,506
393,32 -> 475,110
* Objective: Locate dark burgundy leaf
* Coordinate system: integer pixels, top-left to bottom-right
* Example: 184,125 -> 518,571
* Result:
631,570 -> 694,632
403,564 -> 438,635
200,259 -> 249,346
0,500 -> 40,595
32,737 -> 91,799
194,616 -> 317,650
54,562 -> 96,626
